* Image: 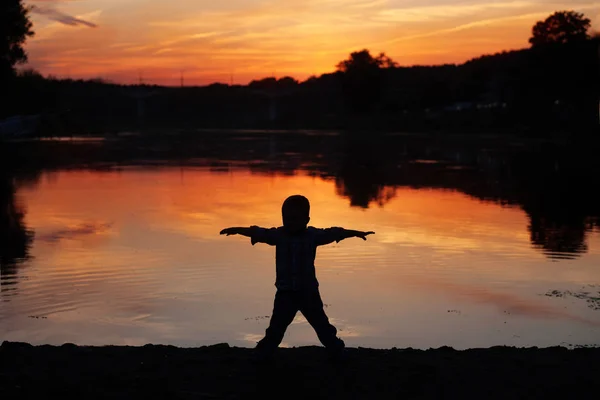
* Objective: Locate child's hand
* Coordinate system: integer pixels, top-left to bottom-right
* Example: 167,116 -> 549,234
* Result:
357,231 -> 375,240
220,228 -> 237,236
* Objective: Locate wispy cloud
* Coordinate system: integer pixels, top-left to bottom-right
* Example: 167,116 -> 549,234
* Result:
367,11 -> 547,48
153,48 -> 173,55
377,1 -> 530,22
158,31 -> 223,47
350,0 -> 389,9
376,1 -> 600,23
31,5 -> 98,28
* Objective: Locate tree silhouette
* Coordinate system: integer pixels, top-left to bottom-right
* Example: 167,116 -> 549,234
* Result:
1,0 -> 34,80
336,49 -> 397,73
529,11 -> 591,46
336,50 -> 397,113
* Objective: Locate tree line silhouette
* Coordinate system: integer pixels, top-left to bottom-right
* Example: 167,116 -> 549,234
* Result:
2,8 -> 598,137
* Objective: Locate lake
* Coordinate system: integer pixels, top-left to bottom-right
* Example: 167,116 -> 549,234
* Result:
1,132 -> 599,349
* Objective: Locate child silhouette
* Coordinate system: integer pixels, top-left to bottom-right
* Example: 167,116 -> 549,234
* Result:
220,194 -> 374,362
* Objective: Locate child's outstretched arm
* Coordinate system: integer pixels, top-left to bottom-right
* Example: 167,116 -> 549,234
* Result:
315,227 -> 375,246
220,227 -> 255,237
220,226 -> 279,246
339,229 -> 375,241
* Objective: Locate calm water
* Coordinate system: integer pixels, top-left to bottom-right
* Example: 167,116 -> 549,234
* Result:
1,166 -> 599,349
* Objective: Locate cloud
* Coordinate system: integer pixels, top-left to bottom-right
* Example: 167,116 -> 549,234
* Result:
367,11 -> 546,48
31,5 -> 98,28
375,1 -> 535,23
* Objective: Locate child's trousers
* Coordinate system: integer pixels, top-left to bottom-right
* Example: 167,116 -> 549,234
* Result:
256,288 -> 345,354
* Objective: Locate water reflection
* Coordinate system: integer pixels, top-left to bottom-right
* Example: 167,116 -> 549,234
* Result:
328,134 -> 600,260
2,133 -> 600,261
1,166 -> 599,348
0,173 -> 34,298
529,218 -> 588,260
37,222 -> 113,243
1,132 -> 600,348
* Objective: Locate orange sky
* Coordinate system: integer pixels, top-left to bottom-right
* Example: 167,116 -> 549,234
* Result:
24,0 -> 600,85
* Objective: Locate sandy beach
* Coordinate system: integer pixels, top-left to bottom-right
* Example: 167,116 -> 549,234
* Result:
1,341 -> 599,399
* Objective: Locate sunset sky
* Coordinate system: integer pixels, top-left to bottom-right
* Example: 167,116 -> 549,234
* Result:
24,0 -> 600,85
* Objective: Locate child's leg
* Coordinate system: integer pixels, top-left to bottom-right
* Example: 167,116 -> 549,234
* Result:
255,290 -> 298,354
299,289 -> 345,352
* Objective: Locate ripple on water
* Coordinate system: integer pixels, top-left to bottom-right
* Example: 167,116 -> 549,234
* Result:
1,258 -> 226,321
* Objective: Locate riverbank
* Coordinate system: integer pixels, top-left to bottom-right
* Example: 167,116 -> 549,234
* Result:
1,341 -> 599,399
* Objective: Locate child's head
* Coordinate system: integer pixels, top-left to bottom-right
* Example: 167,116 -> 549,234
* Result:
281,195 -> 310,233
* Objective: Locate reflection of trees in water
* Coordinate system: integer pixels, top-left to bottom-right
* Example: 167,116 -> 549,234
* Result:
334,159 -> 397,208
3,135 -> 599,263
591,218 -> 600,232
528,217 -> 587,259
334,134 -> 399,208
513,149 -> 600,260
331,135 -> 600,260
0,173 -> 35,294
335,178 -> 396,208
523,192 -> 593,260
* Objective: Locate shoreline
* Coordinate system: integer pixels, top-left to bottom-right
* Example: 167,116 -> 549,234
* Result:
2,341 -> 599,399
